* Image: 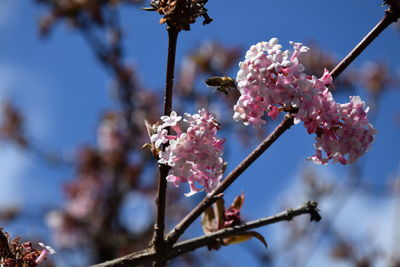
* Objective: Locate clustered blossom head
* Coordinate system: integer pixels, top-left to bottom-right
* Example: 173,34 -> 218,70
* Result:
150,109 -> 225,196
233,38 -> 376,164
233,37 -> 311,128
310,96 -> 376,164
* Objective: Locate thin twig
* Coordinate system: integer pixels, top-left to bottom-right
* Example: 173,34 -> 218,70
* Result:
168,201 -> 321,258
166,113 -> 296,245
90,202 -> 320,267
152,26 -> 180,263
331,9 -> 398,79
91,248 -> 157,267
163,27 -> 179,116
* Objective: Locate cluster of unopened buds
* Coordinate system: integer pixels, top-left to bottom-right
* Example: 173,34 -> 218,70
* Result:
150,109 -> 226,196
233,38 -> 376,164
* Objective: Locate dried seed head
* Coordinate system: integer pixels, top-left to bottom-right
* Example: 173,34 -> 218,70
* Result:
144,0 -> 212,31
384,0 -> 400,20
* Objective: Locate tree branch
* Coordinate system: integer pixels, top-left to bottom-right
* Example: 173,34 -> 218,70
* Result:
168,201 -> 321,258
90,201 -> 321,267
91,248 -> 157,267
163,27 -> 179,116
165,113 -> 296,245
331,8 -> 399,79
152,26 -> 180,264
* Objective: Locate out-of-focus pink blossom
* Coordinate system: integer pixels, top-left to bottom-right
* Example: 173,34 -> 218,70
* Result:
151,109 -> 225,196
233,38 -> 376,164
46,211 -> 85,248
64,174 -> 102,219
97,112 -> 127,152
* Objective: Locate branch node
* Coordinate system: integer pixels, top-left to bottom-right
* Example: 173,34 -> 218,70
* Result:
285,209 -> 294,221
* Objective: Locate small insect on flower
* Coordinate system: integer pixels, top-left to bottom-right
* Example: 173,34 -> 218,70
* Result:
206,76 -> 237,95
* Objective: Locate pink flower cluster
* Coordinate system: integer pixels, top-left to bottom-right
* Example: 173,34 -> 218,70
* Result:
233,38 -> 376,164
233,38 -> 310,128
151,109 -> 225,196
309,96 -> 376,164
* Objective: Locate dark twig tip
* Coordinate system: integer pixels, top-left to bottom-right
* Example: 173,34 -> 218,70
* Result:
202,14 -> 213,25
306,201 -> 322,222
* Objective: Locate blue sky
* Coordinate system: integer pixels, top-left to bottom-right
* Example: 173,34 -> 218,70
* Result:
1,0 -> 400,266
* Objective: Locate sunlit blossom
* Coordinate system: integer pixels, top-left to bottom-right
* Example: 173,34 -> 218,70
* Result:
234,38 -> 376,164
151,109 -> 225,196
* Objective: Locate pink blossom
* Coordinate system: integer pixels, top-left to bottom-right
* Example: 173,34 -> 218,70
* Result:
35,242 -> 56,264
309,96 -> 376,164
234,38 -> 376,164
161,111 -> 182,127
233,38 -> 310,128
46,211 -> 85,248
97,112 -> 127,152
150,126 -> 169,148
151,109 -> 225,196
